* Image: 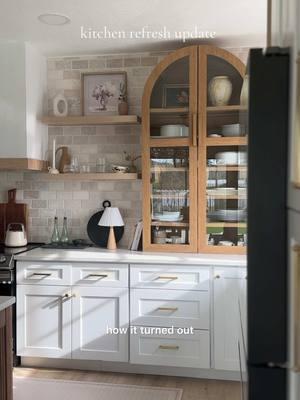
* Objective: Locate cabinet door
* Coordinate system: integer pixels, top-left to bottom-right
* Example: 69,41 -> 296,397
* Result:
142,46 -> 198,253
17,285 -> 72,358
213,267 -> 247,371
72,286 -> 129,362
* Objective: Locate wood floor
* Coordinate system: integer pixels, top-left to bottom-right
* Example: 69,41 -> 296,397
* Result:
14,367 -> 240,400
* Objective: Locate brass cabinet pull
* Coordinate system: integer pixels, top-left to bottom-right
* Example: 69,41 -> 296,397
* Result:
159,345 -> 179,350
86,274 -> 108,279
157,307 -> 178,312
156,276 -> 178,280
30,273 -> 52,277
62,293 -> 75,299
191,113 -> 197,147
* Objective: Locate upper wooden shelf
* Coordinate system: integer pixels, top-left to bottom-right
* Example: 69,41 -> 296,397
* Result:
206,137 -> 248,146
41,173 -> 139,180
150,108 -> 189,114
207,105 -> 247,114
40,115 -> 141,126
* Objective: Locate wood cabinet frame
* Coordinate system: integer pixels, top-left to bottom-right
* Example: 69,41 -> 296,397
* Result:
142,45 -> 246,253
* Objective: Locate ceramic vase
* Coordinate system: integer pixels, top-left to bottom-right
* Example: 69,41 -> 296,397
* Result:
118,100 -> 128,115
208,76 -> 232,106
240,75 -> 249,106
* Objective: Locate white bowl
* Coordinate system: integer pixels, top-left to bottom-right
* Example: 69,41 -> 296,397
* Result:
215,151 -> 238,164
221,124 -> 243,137
160,125 -> 189,137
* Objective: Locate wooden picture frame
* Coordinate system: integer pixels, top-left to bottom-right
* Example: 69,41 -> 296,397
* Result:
162,83 -> 189,108
81,71 -> 127,116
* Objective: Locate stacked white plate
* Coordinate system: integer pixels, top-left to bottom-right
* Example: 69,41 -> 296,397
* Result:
208,209 -> 246,222
153,212 -> 183,222
215,151 -> 247,165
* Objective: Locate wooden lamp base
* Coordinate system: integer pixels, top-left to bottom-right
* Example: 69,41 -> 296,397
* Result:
107,226 -> 117,250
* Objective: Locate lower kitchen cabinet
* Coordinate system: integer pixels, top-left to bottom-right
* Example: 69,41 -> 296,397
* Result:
213,267 -> 247,371
17,284 -> 129,361
130,327 -> 210,368
72,286 -> 128,361
17,285 -> 72,358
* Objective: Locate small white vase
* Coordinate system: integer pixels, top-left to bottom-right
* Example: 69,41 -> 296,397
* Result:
208,76 -> 232,106
53,93 -> 68,117
240,75 -> 249,106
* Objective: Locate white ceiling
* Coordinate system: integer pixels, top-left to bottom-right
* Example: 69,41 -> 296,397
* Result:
0,0 -> 267,56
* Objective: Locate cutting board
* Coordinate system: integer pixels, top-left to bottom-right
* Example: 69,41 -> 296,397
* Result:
0,189 -> 28,243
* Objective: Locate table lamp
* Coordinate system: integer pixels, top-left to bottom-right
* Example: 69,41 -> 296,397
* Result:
98,207 -> 124,250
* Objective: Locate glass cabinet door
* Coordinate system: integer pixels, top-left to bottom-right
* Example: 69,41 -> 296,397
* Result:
198,49 -> 247,253
142,47 -> 198,252
150,147 -> 190,246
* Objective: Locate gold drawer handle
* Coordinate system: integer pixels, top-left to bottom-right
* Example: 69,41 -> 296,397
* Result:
86,274 -> 108,279
156,276 -> 178,280
157,307 -> 178,312
159,345 -> 179,350
30,273 -> 52,278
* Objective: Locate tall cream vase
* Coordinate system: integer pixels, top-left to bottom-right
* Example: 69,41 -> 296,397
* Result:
208,75 -> 232,106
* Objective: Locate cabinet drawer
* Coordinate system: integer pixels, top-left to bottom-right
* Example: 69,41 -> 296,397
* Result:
131,288 -> 209,329
72,263 -> 128,287
17,262 -> 71,286
130,264 -> 210,291
130,327 -> 210,368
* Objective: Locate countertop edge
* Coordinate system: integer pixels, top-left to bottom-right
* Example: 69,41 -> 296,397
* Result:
14,248 -> 247,267
0,296 -> 16,312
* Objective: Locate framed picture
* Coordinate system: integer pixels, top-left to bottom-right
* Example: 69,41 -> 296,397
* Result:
81,71 -> 127,115
162,84 -> 189,108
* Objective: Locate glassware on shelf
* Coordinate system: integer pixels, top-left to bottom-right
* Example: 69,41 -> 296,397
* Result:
51,217 -> 60,243
60,217 -> 70,243
96,157 -> 106,173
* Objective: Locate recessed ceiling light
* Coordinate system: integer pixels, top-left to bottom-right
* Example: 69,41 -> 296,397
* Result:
38,13 -> 70,26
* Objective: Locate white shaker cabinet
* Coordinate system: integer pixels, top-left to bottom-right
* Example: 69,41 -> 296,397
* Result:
72,286 -> 129,362
17,285 -> 72,358
213,267 -> 247,371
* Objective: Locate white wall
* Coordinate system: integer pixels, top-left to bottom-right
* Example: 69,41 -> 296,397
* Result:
0,41 -> 27,157
25,43 -> 48,160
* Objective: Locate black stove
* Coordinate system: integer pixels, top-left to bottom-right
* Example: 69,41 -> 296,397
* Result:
0,243 -> 43,270
0,242 -> 43,366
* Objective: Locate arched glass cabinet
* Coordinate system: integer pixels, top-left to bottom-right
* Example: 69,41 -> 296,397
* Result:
142,46 -> 246,253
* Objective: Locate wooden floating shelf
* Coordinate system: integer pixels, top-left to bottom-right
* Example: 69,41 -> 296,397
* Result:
150,107 -> 189,114
40,115 -> 141,126
207,165 -> 247,172
207,222 -> 247,228
206,137 -> 248,146
41,173 -> 139,180
207,105 -> 246,114
151,221 -> 189,227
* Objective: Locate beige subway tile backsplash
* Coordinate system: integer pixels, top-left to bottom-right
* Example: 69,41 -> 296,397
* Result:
0,48 -> 248,245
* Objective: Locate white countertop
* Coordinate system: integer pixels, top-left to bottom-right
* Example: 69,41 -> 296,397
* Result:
15,247 -> 247,267
0,296 -> 15,312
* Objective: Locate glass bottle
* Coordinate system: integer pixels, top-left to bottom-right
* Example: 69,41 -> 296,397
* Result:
51,217 -> 60,243
60,217 -> 70,244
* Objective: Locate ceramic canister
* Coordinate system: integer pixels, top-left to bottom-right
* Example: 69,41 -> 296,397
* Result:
208,76 -> 232,106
